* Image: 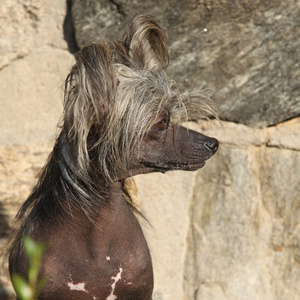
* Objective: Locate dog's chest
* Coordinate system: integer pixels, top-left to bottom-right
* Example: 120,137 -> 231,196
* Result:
101,245 -> 154,299
39,199 -> 154,299
98,202 -> 154,299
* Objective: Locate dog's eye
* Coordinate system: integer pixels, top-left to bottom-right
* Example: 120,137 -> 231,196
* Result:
155,119 -> 166,129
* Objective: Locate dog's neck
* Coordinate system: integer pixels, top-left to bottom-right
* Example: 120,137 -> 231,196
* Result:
52,177 -> 154,299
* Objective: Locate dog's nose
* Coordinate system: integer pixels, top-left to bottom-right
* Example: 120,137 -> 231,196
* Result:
204,138 -> 219,154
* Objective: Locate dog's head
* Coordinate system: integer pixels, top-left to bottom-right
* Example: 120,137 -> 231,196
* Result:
62,15 -> 219,181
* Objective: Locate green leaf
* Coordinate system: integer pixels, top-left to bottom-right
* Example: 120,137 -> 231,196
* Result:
37,277 -> 48,293
23,236 -> 44,264
28,264 -> 39,285
23,236 -> 38,262
12,274 -> 33,300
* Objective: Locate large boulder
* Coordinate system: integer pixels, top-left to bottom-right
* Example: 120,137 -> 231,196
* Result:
71,0 -> 300,127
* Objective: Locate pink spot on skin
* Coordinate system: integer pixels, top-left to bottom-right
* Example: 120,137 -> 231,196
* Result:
106,267 -> 123,300
68,281 -> 87,292
68,278 -> 97,299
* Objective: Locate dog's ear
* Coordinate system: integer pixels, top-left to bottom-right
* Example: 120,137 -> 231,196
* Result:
122,14 -> 169,71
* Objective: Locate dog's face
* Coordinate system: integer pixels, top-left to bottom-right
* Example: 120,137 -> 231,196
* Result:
127,113 -> 218,177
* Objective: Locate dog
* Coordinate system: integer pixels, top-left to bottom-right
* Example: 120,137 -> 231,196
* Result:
8,14 -> 219,299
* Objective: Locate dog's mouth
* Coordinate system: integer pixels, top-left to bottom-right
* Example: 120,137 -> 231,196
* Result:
140,160 -> 206,172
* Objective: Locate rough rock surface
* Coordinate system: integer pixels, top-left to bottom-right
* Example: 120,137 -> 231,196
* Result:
183,121 -> 300,300
135,170 -> 198,300
0,0 -> 74,146
71,0 -> 300,127
0,47 -> 73,145
0,0 -> 70,69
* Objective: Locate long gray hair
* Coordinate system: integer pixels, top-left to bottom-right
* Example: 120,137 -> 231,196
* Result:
63,14 -> 218,184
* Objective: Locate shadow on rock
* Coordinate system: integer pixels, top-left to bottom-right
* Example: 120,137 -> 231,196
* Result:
0,202 -> 10,239
63,0 -> 80,54
0,202 -> 15,299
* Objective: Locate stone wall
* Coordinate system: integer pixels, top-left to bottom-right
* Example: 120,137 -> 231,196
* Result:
1,1 -> 299,299
0,0 -> 74,298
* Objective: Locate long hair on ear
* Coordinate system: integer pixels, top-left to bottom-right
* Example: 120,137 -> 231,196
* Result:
122,14 -> 169,70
